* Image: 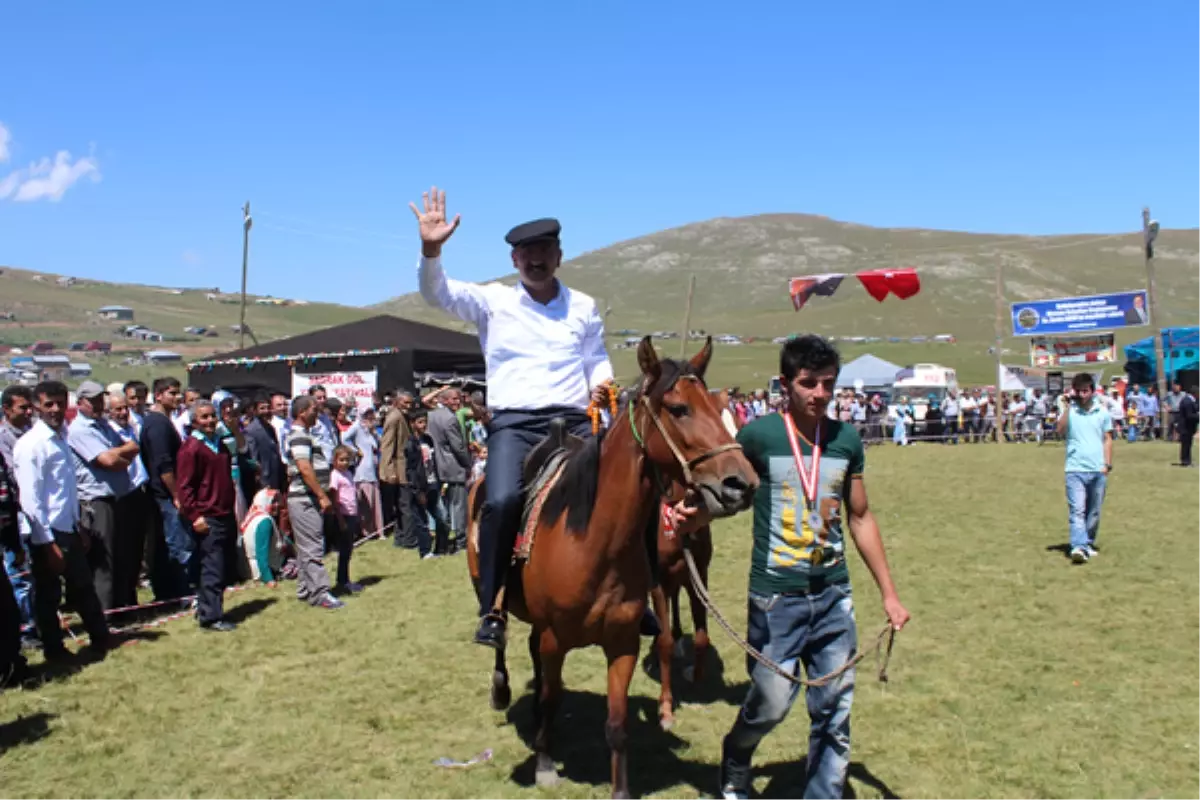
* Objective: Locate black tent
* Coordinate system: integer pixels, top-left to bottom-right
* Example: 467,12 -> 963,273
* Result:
186,314 -> 484,398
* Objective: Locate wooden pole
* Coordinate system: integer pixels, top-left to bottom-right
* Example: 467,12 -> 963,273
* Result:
994,257 -> 1006,443
679,274 -> 696,358
239,201 -> 252,351
1143,207 -> 1169,433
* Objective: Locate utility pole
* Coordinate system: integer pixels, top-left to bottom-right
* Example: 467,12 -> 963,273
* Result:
679,274 -> 696,358
239,201 -> 252,351
994,257 -> 1006,443
1143,207 -> 1169,432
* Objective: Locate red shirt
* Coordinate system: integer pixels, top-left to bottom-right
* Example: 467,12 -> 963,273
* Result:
176,436 -> 236,523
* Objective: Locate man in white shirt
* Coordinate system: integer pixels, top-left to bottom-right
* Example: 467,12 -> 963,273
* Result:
13,381 -> 110,659
411,187 -> 652,648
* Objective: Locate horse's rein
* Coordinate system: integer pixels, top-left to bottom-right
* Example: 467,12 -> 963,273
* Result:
593,383 -> 898,687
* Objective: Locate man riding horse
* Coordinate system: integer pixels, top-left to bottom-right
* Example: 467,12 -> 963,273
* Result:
411,187 -> 659,648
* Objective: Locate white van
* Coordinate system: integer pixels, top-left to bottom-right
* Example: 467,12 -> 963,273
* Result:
890,363 -> 959,430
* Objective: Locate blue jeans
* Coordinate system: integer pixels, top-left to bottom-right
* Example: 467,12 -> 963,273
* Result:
156,497 -> 196,597
1065,472 -> 1107,550
3,541 -> 34,636
724,583 -> 857,799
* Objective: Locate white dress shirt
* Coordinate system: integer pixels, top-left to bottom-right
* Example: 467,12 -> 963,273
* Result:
418,256 -> 614,411
13,419 -> 79,545
110,419 -> 150,488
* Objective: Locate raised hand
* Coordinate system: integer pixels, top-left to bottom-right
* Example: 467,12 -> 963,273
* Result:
409,186 -> 461,257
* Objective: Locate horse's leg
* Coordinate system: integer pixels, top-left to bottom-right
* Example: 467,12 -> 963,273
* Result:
670,587 -> 686,660
490,644 -> 511,711
533,628 -> 565,789
604,633 -> 639,800
650,584 -> 675,731
528,626 -> 543,724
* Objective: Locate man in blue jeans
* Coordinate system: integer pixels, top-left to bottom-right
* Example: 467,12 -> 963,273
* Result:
674,335 -> 910,799
1056,372 -> 1113,564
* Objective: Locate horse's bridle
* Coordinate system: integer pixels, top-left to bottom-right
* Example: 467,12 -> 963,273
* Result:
627,382 -> 742,493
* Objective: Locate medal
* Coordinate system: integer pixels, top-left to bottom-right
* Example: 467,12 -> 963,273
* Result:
783,412 -> 822,524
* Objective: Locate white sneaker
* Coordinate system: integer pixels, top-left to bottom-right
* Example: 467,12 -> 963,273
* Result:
1070,547 -> 1090,564
421,553 -> 436,560
1085,545 -> 1098,558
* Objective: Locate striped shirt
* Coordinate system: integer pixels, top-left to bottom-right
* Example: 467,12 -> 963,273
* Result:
285,424 -> 330,498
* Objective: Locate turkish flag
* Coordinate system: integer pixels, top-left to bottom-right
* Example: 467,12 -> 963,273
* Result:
855,268 -> 921,302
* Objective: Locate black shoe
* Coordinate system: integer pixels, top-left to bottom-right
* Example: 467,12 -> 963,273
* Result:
718,737 -> 752,800
474,615 -> 506,649
640,607 -> 662,638
201,620 -> 237,632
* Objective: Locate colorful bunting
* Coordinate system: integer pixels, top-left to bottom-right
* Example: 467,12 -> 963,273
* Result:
788,268 -> 921,311
187,347 -> 401,371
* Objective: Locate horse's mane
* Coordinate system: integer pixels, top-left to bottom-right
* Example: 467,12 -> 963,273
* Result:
539,356 -> 701,536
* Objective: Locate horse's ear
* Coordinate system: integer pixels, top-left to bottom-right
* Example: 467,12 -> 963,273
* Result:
688,336 -> 713,379
637,336 -> 662,384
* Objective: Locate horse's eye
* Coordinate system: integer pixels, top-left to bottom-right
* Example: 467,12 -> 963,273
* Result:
666,403 -> 689,418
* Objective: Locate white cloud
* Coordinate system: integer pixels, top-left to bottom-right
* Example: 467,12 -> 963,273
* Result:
0,121 -> 101,203
182,249 -> 202,265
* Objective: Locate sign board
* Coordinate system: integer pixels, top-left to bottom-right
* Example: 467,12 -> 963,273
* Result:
1029,333 -> 1117,368
1010,290 -> 1149,336
1046,371 -> 1064,395
292,369 -> 377,409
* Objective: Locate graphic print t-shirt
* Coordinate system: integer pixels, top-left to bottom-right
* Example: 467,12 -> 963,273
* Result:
736,414 -> 865,594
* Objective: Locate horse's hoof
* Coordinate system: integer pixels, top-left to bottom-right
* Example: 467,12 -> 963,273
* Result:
491,673 -> 511,711
535,768 -> 560,788
659,714 -> 675,732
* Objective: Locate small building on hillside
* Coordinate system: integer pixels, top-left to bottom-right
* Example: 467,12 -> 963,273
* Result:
57,276 -> 77,287
32,355 -> 71,382
31,341 -> 55,354
99,305 -> 136,321
85,340 -> 112,353
146,349 -> 182,365
69,362 -> 93,378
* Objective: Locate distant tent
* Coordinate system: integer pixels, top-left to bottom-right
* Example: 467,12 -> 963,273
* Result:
185,314 -> 485,398
1123,326 -> 1199,384
836,354 -> 903,392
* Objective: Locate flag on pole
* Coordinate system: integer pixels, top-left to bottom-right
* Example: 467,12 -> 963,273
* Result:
855,268 -> 921,302
788,274 -> 846,310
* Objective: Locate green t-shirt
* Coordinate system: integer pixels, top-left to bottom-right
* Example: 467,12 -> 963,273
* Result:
736,414 -> 865,594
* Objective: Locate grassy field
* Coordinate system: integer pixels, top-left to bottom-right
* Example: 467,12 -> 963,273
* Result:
1,441 -> 1196,798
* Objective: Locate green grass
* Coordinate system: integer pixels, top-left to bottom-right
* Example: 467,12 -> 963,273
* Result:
1,441 -> 1196,798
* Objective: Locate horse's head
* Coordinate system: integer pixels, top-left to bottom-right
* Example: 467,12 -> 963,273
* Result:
632,336 -> 758,518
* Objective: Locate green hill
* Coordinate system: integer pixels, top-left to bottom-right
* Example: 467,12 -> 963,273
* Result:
374,214 -> 1199,387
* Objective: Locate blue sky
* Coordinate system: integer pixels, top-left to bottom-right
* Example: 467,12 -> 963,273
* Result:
1,2 -> 1196,307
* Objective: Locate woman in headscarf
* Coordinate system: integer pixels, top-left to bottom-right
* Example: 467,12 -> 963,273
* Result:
240,489 -> 283,587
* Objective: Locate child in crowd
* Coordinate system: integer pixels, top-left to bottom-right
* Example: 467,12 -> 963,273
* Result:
404,411 -> 445,559
240,489 -> 284,588
330,445 -> 363,594
471,445 -> 487,484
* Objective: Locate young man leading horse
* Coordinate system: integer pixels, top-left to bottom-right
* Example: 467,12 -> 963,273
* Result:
410,187 -> 660,648
674,334 -> 911,800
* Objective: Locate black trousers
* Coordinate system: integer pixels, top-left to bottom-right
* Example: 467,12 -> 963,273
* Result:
80,497 -> 120,611
0,562 -> 25,673
1181,424 -> 1196,465
194,515 -> 232,625
117,487 -> 152,606
383,483 -> 418,547
477,409 -> 593,616
31,530 -> 109,653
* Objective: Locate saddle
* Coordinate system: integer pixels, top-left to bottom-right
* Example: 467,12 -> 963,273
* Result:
513,417 -> 586,563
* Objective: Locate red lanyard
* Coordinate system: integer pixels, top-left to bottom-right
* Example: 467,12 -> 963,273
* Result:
782,413 -> 821,509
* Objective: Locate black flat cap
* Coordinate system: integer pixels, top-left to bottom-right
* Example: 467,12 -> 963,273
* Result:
505,218 -> 561,247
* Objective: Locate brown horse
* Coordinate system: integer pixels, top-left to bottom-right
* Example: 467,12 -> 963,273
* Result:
465,336 -> 758,798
